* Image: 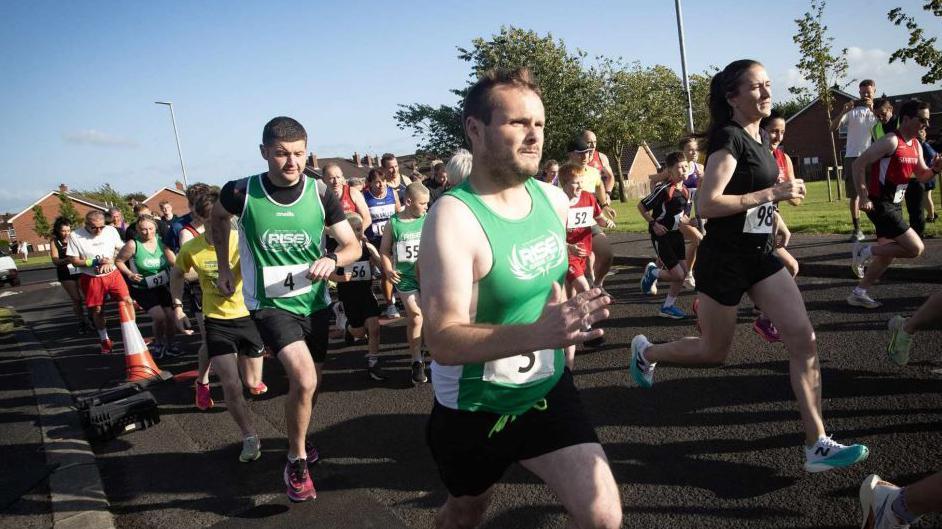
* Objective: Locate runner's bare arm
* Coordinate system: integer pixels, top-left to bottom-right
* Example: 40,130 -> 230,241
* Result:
599,151 -> 616,193
377,222 -> 399,283
784,156 -> 802,206
210,200 -> 236,296
169,261 -> 194,334
114,240 -> 140,281
853,135 -> 898,210
913,142 -> 942,182
698,150 -> 804,218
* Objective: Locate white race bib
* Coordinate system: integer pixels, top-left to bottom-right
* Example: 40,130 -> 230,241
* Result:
482,349 -> 555,385
396,240 -> 420,263
743,202 -> 775,234
262,264 -> 312,298
893,184 -> 908,204
143,270 -> 169,289
348,260 -> 371,282
66,263 -> 80,276
567,207 -> 596,229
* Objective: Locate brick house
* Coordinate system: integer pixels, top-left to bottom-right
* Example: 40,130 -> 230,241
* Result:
142,181 -> 189,217
303,152 -> 422,182
616,142 -> 666,199
5,184 -> 108,255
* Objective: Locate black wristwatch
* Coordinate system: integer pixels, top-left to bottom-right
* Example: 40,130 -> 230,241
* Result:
323,252 -> 338,263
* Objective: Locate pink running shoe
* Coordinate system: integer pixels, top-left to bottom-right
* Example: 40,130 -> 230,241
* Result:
753,316 -> 782,343
284,459 -> 317,502
195,381 -> 214,410
249,382 -> 268,396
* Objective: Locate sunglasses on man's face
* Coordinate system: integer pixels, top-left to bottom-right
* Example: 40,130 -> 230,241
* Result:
87,225 -> 105,231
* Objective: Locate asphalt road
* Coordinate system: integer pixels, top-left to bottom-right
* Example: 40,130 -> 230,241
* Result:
4,264 -> 941,529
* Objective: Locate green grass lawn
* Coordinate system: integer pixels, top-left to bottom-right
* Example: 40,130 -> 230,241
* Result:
612,180 -> 942,236
9,255 -> 58,270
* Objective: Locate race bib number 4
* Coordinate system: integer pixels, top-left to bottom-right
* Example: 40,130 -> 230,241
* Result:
262,264 -> 312,298
348,261 -> 371,282
143,270 -> 169,289
567,207 -> 596,229
482,349 -> 555,385
396,240 -> 419,263
743,202 -> 775,234
893,184 -> 908,204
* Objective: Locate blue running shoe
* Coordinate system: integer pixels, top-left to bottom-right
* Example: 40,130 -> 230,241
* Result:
640,262 -> 658,295
659,305 -> 686,319
804,435 -> 869,473
629,335 -> 655,388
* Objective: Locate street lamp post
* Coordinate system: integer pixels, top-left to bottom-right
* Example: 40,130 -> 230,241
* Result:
675,0 -> 695,134
154,101 -> 189,189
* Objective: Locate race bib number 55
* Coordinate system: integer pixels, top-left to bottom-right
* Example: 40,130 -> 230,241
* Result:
743,202 -> 775,234
262,264 -> 312,298
482,349 -> 555,385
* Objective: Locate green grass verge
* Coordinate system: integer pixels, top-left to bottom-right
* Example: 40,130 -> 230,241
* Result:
611,180 -> 942,236
0,307 -> 23,336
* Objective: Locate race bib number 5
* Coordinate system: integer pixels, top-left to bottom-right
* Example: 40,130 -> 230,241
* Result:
743,202 -> 775,234
262,264 -> 312,298
482,349 -> 555,385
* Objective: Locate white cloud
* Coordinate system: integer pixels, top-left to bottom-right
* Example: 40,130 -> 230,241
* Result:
845,46 -> 937,95
0,187 -> 49,213
62,129 -> 139,148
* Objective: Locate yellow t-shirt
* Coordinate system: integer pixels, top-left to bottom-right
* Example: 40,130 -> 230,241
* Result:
175,232 -> 248,320
584,166 -> 603,192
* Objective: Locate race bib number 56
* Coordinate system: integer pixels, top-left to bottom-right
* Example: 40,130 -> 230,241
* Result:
743,202 -> 775,234
262,264 -> 312,298
482,349 -> 555,385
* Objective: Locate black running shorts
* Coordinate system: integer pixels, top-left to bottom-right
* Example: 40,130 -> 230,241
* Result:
694,243 -> 784,307
651,230 -> 685,271
426,368 -> 599,498
337,284 -> 380,328
130,285 -> 173,311
205,316 -> 264,359
865,199 -> 909,239
250,307 -> 330,363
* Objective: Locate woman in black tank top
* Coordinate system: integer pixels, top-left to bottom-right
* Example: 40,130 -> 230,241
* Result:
629,60 -> 869,474
49,216 -> 88,334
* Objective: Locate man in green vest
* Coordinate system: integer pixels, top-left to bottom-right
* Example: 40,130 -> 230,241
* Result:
419,68 -> 621,529
211,116 -> 360,503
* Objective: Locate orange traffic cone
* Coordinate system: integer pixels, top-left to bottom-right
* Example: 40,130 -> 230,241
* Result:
118,300 -> 170,383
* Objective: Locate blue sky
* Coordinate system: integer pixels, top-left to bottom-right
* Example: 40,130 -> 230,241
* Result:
1,0 -> 940,213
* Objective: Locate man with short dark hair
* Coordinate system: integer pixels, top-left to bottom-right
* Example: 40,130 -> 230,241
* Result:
831,79 -> 877,242
426,160 -> 450,204
212,116 -> 360,502
850,99 -> 942,309
381,152 -> 411,203
420,69 -> 621,529
158,200 -> 176,224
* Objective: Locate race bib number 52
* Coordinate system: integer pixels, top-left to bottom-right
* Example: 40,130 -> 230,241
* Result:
743,202 -> 775,234
482,349 -> 555,385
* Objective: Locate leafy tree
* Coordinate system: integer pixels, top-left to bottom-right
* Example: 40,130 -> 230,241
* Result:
688,68 -> 717,133
773,93 -> 814,120
32,205 -> 51,239
124,192 -> 147,204
792,0 -> 848,202
887,1 -> 942,84
76,184 -> 133,221
394,102 -> 465,157
57,193 -> 81,226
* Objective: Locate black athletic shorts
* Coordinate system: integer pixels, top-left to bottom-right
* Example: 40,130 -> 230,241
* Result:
129,285 -> 173,311
250,307 -> 330,363
56,267 -> 79,283
337,284 -> 380,328
865,199 -> 909,239
205,316 -> 264,359
651,230 -> 685,271
426,368 -> 599,498
694,243 -> 784,307
184,281 -> 203,314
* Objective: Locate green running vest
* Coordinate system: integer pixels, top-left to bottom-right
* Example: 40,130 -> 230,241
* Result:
432,178 -> 567,415
389,212 -> 425,293
238,174 -> 329,315
131,239 -> 169,289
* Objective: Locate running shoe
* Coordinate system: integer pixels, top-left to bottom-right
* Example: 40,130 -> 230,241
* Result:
100,338 -> 114,354
304,439 -> 320,465
847,291 -> 882,309
284,458 -> 316,502
640,262 -> 658,295
164,343 -> 184,357
753,316 -> 782,343
886,315 -> 912,366
682,274 -> 696,290
851,241 -> 870,279
411,361 -> 428,384
195,381 -> 214,410
239,435 -> 261,463
658,305 -> 686,319
249,382 -> 268,396
859,474 -> 909,529
848,230 -> 865,242
383,304 -> 400,319
150,342 -> 165,359
803,435 -> 869,473
330,301 -> 347,332
367,361 -> 387,381
629,335 -> 656,388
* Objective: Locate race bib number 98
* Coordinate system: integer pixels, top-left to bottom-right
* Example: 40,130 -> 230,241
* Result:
396,240 -> 419,263
743,202 -> 775,234
482,349 -> 555,385
262,264 -> 312,298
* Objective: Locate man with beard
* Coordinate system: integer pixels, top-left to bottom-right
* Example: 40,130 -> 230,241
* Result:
419,68 -> 621,529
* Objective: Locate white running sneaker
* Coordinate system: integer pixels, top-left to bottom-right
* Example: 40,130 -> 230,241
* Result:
859,474 -> 910,529
847,291 -> 882,309
629,335 -> 656,388
886,315 -> 912,366
683,274 -> 696,290
239,435 -> 261,463
331,302 -> 347,332
803,435 -> 869,472
384,304 -> 400,319
851,241 -> 870,279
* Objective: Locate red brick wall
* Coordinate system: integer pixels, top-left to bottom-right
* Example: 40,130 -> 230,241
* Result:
782,93 -> 854,180
623,147 -> 661,199
143,189 -> 189,218
9,194 -> 105,255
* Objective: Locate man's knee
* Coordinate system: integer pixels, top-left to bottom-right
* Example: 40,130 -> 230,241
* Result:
439,496 -> 490,529
578,503 -> 622,529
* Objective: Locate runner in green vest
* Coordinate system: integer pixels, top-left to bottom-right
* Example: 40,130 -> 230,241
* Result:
380,181 -> 430,384
419,68 -> 621,529
210,116 -> 360,503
